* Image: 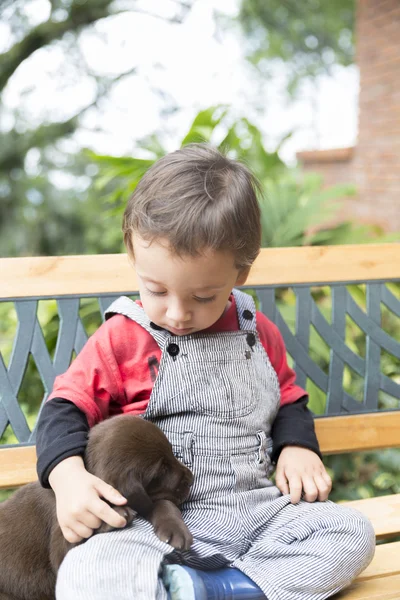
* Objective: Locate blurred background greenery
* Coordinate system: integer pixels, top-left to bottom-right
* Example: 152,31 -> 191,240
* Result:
0,0 -> 399,503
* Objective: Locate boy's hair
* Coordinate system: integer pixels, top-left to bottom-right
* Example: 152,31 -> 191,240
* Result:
122,143 -> 262,270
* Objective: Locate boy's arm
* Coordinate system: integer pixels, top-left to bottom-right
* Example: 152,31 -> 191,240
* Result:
256,312 -> 321,462
271,398 -> 332,503
256,313 -> 331,502
270,396 -> 321,464
36,397 -> 89,487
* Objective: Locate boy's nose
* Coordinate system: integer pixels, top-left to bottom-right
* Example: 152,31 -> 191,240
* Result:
166,302 -> 191,323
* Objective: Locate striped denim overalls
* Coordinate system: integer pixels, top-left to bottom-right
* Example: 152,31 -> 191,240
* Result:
56,290 -> 375,600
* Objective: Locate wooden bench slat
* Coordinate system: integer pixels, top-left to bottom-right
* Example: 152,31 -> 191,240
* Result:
342,495 -> 400,540
0,446 -> 37,489
2,412 -> 399,490
356,541 -> 400,581
335,573 -> 400,599
1,243 -> 400,299
335,542 -> 400,599
315,413 -> 400,454
248,243 -> 400,286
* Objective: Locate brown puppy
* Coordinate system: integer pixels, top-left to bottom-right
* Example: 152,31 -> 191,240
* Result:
0,415 -> 193,600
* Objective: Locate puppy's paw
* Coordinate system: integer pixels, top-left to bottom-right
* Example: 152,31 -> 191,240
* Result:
97,506 -> 137,534
154,519 -> 193,551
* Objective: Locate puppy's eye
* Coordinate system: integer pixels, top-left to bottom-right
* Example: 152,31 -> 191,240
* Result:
146,475 -> 161,490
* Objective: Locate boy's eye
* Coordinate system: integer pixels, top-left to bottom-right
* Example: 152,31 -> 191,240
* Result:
146,289 -> 216,303
194,295 -> 216,303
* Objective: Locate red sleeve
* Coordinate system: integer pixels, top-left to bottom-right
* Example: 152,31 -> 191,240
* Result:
256,311 -> 307,406
48,316 -> 127,427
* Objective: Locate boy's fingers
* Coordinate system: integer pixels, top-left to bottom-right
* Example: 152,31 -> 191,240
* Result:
62,526 -> 84,544
301,476 -> 318,503
287,474 -> 303,504
94,480 -> 127,505
321,470 -> 333,490
70,520 -> 96,540
275,471 -> 290,496
78,511 -> 103,531
314,473 -> 332,502
93,498 -> 128,529
278,481 -> 290,496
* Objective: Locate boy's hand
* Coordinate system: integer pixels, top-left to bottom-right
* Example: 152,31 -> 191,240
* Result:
49,455 -> 128,544
275,446 -> 332,504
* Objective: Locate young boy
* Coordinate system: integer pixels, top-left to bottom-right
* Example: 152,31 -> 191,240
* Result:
36,144 -> 375,600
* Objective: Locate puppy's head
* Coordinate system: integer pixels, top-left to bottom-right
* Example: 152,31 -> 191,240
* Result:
86,415 -> 193,506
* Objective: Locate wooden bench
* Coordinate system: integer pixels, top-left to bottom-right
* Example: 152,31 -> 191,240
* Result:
1,243 -> 400,599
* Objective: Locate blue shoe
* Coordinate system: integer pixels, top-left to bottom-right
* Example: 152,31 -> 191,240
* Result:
163,565 -> 266,600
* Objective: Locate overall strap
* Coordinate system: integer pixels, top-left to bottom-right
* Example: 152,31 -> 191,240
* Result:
104,296 -> 169,349
105,291 -> 257,346
232,288 -> 257,332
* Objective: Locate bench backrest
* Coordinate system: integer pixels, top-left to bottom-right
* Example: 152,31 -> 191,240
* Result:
1,243 -> 400,489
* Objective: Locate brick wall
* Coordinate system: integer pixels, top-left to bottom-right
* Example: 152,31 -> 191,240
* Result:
297,0 -> 400,232
296,148 -> 354,189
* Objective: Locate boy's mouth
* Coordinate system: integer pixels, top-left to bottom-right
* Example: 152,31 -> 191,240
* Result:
167,326 -> 194,336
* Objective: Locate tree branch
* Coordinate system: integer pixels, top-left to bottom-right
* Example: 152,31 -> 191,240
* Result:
0,0 -> 115,93
129,7 -> 183,24
0,117 -> 78,171
0,65 -> 137,172
0,0 -> 197,93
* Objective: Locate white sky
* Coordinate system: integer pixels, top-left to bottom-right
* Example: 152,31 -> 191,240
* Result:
1,0 -> 359,165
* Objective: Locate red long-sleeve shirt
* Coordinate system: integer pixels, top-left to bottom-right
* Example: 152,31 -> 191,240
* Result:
49,295 -> 305,427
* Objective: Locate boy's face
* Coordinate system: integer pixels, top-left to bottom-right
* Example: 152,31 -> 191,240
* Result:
131,236 -> 249,336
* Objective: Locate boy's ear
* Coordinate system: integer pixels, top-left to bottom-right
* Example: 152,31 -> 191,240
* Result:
236,267 -> 251,286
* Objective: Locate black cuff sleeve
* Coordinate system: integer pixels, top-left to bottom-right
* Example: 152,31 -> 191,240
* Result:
36,398 -> 89,488
271,396 -> 321,464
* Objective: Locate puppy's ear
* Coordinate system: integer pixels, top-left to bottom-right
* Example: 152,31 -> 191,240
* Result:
138,456 -> 166,488
145,459 -> 184,501
119,471 -> 154,518
147,457 -> 166,481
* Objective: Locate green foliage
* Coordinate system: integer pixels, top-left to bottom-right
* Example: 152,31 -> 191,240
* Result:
238,0 -> 355,94
259,173 -> 359,247
180,106 -> 286,182
91,105 -> 388,250
327,449 -> 400,503
89,105 -> 287,222
2,99 -> 387,258
0,159 -> 84,257
0,489 -> 15,503
87,153 -> 155,214
261,172 -> 393,247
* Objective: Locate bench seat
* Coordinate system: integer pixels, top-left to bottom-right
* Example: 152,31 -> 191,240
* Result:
339,574 -> 400,600
334,505 -> 400,598
342,494 -> 400,540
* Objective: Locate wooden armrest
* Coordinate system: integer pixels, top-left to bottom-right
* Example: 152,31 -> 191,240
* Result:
341,494 -> 400,540
0,446 -> 37,489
